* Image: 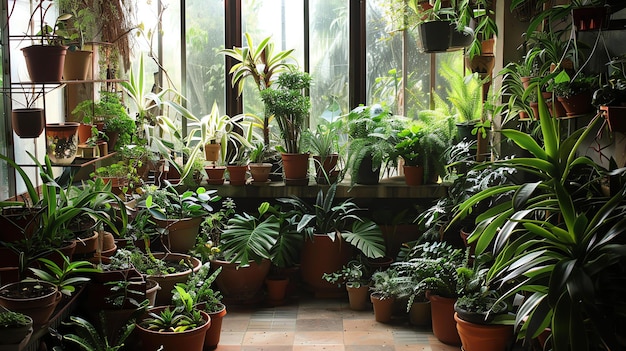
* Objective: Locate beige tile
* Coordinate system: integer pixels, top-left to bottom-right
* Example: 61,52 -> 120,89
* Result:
219,331 -> 246,345
296,318 -> 344,331
343,318 -> 395,332
293,345 -> 345,351
242,331 -> 295,346
294,331 -> 344,345
222,316 -> 250,332
343,330 -> 395,346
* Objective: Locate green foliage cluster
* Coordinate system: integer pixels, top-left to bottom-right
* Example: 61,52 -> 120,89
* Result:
0,311 -> 31,328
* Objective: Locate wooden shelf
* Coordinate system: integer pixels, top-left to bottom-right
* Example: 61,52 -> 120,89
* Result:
196,177 -> 447,200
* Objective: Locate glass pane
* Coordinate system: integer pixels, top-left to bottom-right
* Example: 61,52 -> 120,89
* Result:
242,0 -> 304,118
1,9 -> 7,200
185,0 -> 225,116
309,0 -> 349,128
366,0 -> 430,117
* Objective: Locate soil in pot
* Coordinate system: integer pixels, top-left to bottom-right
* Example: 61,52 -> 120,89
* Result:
0,281 -> 61,327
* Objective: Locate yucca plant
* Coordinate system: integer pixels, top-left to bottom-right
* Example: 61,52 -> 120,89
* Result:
451,86 -> 626,350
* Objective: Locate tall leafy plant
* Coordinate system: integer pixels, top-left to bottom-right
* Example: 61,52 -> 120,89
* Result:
451,87 -> 626,350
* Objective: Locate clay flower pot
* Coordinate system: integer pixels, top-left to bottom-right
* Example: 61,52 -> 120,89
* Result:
136,306 -> 211,351
0,281 -> 62,327
11,108 -> 45,138
22,45 -> 68,82
45,122 -> 79,165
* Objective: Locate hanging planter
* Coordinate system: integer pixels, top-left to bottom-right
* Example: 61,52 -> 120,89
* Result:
45,122 -> 79,165
572,6 -> 609,31
418,20 -> 452,53
22,45 -> 68,83
11,108 -> 45,138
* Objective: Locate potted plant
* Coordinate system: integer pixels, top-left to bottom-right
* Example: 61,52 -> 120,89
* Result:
453,254 -> 515,351
344,104 -> 406,185
395,121 -> 426,186
442,67 -> 485,143
114,248 -> 201,306
0,310 -> 33,346
247,141 -> 273,184
90,161 -> 140,196
220,33 -> 296,148
136,287 -> 211,351
56,0 -> 99,80
303,119 -> 343,184
450,90 -> 626,350
142,185 -> 220,253
21,4 -> 71,83
53,313 -> 136,351
213,201 -> 300,304
593,77 -> 626,132
0,280 -> 60,328
9,88 -> 46,139
552,70 -> 598,116
392,241 -> 465,345
172,263 -> 227,350
411,0 -> 455,53
260,70 -> 312,185
322,259 -> 372,311
278,183 -> 386,296
369,268 -> 399,323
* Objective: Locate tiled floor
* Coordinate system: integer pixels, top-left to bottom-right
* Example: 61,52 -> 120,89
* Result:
215,292 -> 461,351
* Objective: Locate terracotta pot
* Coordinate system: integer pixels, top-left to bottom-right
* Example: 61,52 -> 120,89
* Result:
370,293 -> 395,323
312,154 -> 339,184
204,166 -> 226,185
601,105 -> 626,133
468,54 -> 496,75
97,141 -> 108,156
210,259 -> 270,304
429,295 -> 461,346
226,165 -> 248,186
11,108 -> 45,138
63,50 -> 92,80
248,163 -> 272,184
0,313 -> 32,345
104,130 -> 119,151
21,45 -> 68,82
77,123 -> 93,144
204,143 -> 221,162
45,122 -> 79,165
0,281 -> 62,327
403,165 -> 424,186
136,306 -> 211,351
154,216 -> 203,253
148,252 -> 202,306
557,92 -> 593,117
281,153 -> 310,183
409,301 -> 431,327
204,304 -> 227,350
73,230 -> 99,256
346,283 -> 370,311
454,312 -> 514,351
145,279 -> 161,307
265,277 -> 289,305
300,234 -> 353,297
0,207 -> 40,243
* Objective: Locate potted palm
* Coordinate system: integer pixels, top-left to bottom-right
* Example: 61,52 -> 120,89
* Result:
278,183 -> 386,296
260,70 -> 312,185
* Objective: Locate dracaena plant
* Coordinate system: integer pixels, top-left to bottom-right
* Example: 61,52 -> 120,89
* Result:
450,86 -> 626,350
